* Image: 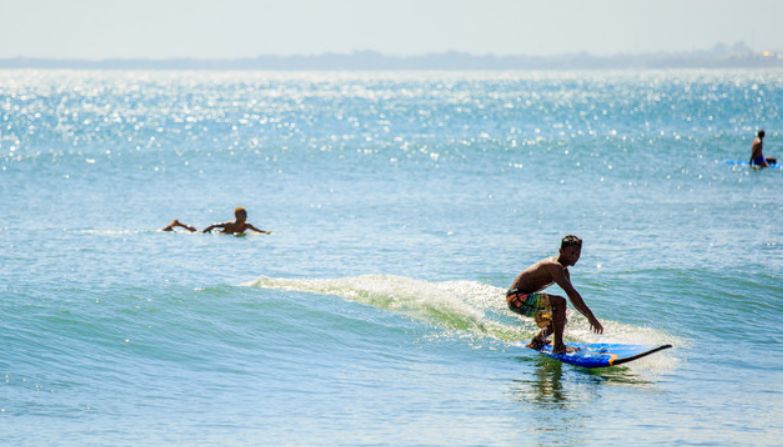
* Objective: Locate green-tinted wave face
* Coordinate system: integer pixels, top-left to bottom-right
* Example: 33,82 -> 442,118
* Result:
244,274 -> 681,369
246,274 -> 520,338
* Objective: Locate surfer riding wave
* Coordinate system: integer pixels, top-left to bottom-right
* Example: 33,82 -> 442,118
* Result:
506,235 -> 603,354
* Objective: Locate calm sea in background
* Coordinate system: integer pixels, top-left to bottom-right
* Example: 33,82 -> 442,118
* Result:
1,70 -> 782,446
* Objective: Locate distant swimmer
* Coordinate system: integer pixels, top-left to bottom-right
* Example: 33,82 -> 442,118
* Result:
506,235 -> 603,354
162,207 -> 271,235
750,129 -> 777,168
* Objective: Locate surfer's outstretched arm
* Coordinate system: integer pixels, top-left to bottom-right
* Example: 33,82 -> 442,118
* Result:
246,223 -> 271,234
162,219 -> 197,232
202,223 -> 226,233
551,266 -> 603,334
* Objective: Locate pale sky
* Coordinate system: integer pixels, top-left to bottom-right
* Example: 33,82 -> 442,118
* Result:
1,0 -> 782,59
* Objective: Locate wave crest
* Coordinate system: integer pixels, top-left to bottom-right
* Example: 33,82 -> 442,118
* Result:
244,274 -> 681,352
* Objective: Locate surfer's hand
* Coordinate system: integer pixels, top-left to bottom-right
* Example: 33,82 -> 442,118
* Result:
589,318 -> 604,334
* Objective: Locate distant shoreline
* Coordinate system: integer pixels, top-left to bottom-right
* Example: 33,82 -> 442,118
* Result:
3,45 -> 783,70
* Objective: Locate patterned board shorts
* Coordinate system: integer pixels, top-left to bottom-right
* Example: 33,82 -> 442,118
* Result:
506,289 -> 553,328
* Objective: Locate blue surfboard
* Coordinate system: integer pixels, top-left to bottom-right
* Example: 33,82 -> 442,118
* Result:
724,159 -> 781,169
530,342 -> 672,368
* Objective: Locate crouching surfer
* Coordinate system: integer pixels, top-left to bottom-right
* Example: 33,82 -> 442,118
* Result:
506,235 -> 603,354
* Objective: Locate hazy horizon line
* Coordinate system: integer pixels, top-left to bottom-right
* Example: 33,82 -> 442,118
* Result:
3,42 -> 783,70
2,41 -> 777,60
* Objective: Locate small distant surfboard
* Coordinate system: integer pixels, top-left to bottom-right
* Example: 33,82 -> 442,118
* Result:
724,159 -> 781,169
529,343 -> 672,368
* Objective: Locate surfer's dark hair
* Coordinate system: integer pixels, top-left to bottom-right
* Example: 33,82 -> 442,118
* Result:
561,235 -> 582,249
758,129 -> 765,138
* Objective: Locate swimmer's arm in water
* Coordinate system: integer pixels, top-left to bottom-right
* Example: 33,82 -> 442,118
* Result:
246,223 -> 271,234
202,222 -> 227,233
550,264 -> 603,334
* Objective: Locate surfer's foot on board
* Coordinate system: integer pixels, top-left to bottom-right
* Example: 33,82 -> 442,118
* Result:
552,345 -> 578,354
526,337 -> 551,350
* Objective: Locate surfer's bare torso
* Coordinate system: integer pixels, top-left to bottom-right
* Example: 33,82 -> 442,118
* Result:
509,256 -> 570,294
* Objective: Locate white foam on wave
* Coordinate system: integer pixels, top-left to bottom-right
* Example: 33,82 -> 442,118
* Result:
244,274 -> 516,335
244,274 -> 681,373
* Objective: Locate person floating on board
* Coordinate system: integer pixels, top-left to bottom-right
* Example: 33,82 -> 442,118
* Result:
162,207 -> 271,235
506,235 -> 603,354
750,129 -> 777,168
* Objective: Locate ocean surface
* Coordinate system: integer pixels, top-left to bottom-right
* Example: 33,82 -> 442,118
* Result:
1,70 -> 782,446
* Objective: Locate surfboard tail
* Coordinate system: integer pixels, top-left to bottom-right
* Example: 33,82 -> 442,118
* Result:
611,344 -> 672,366
529,343 -> 674,368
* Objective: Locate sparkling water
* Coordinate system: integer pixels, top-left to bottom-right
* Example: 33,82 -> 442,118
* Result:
1,70 -> 782,446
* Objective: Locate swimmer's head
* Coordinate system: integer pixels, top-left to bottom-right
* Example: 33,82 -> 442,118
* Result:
560,235 -> 582,266
234,207 -> 247,221
758,129 -> 765,138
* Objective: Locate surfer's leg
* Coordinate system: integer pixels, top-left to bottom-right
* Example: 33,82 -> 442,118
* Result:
549,295 -> 573,354
162,219 -> 197,232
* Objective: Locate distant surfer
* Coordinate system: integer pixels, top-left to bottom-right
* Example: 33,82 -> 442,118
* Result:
506,235 -> 603,354
750,129 -> 777,168
162,207 -> 271,235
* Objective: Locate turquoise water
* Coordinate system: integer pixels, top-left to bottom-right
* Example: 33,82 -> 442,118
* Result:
1,70 -> 782,446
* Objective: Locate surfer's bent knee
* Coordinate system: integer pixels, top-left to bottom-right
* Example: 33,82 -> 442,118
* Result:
550,295 -> 566,309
